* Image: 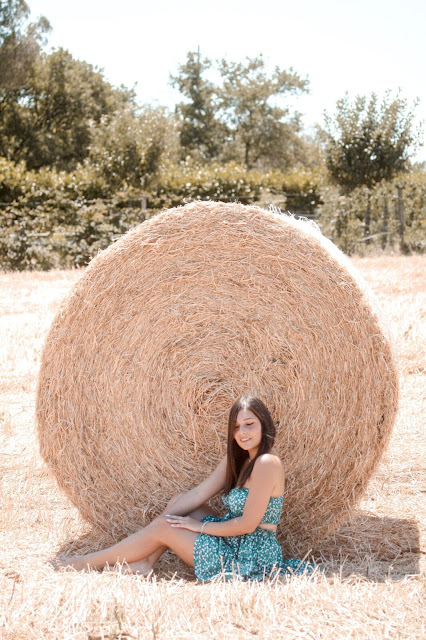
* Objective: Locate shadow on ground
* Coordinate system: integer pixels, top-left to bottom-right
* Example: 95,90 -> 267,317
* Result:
310,511 -> 422,582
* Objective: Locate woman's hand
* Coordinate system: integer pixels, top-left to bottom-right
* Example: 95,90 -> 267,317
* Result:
165,514 -> 203,533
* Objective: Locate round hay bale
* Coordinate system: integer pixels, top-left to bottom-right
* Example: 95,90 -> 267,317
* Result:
36,201 -> 398,549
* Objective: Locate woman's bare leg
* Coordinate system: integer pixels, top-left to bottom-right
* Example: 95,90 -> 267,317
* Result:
59,492 -> 182,572
61,516 -> 198,571
121,492 -> 185,575
125,503 -> 217,575
59,495 -> 217,573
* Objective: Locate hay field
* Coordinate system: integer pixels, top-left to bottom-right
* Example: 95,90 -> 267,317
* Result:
0,255 -> 425,640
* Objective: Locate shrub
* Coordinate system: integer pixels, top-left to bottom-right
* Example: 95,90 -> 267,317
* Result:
318,171 -> 426,254
263,167 -> 325,216
148,161 -> 268,209
1,154 -> 424,270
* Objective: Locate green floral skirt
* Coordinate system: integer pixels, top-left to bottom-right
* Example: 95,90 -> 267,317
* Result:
193,514 -> 316,582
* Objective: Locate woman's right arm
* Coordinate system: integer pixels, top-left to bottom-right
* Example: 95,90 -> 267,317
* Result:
166,455 -> 227,515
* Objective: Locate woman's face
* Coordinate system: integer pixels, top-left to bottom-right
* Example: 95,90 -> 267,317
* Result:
234,408 -> 262,457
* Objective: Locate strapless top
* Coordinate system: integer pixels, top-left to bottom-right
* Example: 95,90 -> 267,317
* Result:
222,487 -> 283,525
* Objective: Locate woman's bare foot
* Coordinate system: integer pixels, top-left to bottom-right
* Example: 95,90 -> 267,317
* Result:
51,554 -> 155,575
50,555 -> 93,572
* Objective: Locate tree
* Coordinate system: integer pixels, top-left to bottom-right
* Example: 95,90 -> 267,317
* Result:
171,51 -> 310,170
170,49 -> 227,161
322,92 -> 421,190
321,91 -> 422,238
0,47 -> 135,170
88,104 -> 180,190
0,0 -> 50,98
217,55 -> 309,169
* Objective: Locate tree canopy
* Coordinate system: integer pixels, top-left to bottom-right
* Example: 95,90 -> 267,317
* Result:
170,50 -> 227,162
0,47 -> 136,170
88,104 -> 180,190
171,51 -> 311,170
217,55 -> 309,169
321,91 -> 422,190
0,0 -> 50,98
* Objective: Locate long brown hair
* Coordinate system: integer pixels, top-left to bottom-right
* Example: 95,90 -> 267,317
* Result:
224,396 -> 276,495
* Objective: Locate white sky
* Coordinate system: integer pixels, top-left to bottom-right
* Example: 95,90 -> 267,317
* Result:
29,0 -> 426,162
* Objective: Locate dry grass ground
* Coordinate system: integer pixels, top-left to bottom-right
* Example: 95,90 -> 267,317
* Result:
0,256 -> 425,639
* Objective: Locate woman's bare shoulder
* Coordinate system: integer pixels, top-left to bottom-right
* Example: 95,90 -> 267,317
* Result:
254,453 -> 284,489
255,452 -> 283,469
252,453 -> 284,483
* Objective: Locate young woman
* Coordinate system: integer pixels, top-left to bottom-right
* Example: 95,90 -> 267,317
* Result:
59,396 -> 315,580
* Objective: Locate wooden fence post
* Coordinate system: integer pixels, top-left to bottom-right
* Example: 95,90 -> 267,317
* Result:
364,189 -> 371,244
397,186 -> 408,254
382,195 -> 389,250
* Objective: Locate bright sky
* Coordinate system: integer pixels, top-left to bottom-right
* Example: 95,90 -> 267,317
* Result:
29,0 -> 426,162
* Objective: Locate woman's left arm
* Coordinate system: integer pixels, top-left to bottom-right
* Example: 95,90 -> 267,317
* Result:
167,455 -> 281,536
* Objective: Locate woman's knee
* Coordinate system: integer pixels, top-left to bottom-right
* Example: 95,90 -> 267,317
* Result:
151,515 -> 172,541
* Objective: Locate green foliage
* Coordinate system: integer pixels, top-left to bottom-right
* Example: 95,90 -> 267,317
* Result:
321,92 -> 422,191
0,47 -> 135,170
1,157 -> 324,269
170,50 -> 227,161
149,162 -> 324,220
0,195 -> 146,270
217,55 -> 309,170
395,171 -> 426,252
150,160 -> 273,209
265,167 -> 325,216
0,0 -> 51,97
0,155 -> 30,200
0,155 -> 109,201
318,171 -> 426,254
171,52 -> 310,170
1,153 -> 425,270
88,105 -> 180,190
0,156 -> 145,269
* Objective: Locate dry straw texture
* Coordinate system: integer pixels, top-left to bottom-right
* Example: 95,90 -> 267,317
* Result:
36,201 -> 399,549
